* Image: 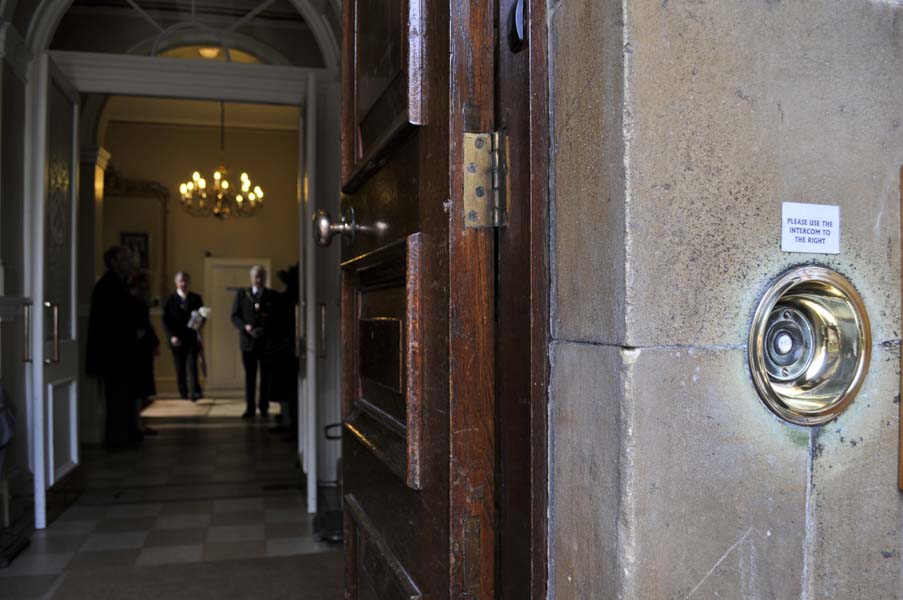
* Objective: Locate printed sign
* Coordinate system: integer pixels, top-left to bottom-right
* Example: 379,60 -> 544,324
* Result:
781,202 -> 840,254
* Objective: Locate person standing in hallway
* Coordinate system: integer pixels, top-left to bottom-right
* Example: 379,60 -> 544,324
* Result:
86,246 -> 142,449
163,272 -> 205,401
266,264 -> 299,436
129,270 -> 159,436
232,265 -> 275,419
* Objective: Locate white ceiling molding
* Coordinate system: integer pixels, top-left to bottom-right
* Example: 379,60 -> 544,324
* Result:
0,19 -> 31,81
100,97 -> 301,133
26,0 -> 338,74
49,50 -> 326,105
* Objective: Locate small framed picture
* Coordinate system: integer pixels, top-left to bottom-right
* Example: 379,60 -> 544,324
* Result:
121,232 -> 149,269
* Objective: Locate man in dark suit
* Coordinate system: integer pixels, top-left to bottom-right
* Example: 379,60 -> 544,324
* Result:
86,246 -> 142,449
162,271 -> 204,401
231,265 -> 275,418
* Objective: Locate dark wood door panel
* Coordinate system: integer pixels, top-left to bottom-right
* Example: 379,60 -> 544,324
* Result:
343,234 -> 425,489
342,0 -> 425,191
344,435 -> 448,597
341,135 -> 421,260
346,494 -> 423,600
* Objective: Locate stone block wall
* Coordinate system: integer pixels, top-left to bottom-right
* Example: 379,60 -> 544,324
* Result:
549,1 -> 903,597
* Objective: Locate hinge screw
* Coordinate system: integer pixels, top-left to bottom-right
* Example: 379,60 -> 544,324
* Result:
474,137 -> 485,149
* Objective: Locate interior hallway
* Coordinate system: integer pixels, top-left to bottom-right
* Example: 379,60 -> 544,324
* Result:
0,397 -> 343,599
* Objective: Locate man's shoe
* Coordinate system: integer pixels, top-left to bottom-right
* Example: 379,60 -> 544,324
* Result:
190,395 -> 199,402
241,411 -> 254,419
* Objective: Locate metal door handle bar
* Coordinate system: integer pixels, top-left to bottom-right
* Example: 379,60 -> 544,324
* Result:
295,302 -> 302,358
23,303 -> 32,363
43,301 -> 60,365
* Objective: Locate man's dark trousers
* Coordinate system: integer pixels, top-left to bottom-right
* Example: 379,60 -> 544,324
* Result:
172,342 -> 201,399
242,349 -> 271,416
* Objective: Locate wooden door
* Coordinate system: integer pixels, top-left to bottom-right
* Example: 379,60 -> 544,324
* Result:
333,0 -> 496,598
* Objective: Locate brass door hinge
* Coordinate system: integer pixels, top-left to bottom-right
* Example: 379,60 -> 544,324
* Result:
463,131 -> 506,228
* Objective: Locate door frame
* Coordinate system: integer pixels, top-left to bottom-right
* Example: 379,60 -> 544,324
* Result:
448,1 -> 551,596
203,256 -> 272,393
524,0 -> 550,595
22,50 -> 334,527
453,0 -> 551,596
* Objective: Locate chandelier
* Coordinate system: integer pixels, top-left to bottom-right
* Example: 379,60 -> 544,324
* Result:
179,102 -> 264,220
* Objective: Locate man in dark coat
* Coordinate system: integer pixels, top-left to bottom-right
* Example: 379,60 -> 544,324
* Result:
162,272 -> 204,400
231,265 -> 275,418
86,246 -> 142,449
268,264 -> 300,435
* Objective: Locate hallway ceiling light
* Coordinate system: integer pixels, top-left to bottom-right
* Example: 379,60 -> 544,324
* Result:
198,47 -> 221,59
179,102 -> 264,220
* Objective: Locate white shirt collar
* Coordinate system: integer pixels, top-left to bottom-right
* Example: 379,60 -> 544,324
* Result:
176,289 -> 187,299
252,286 -> 260,296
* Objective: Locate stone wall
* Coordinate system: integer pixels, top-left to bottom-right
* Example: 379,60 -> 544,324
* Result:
549,1 -> 903,597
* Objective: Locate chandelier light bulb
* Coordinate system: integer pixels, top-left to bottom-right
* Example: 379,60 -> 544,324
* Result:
199,178 -> 206,189
187,181 -> 194,190
241,172 -> 249,182
222,180 -> 229,190
180,183 -> 188,195
237,195 -> 243,203
193,171 -> 200,181
248,193 -> 256,201
214,171 -> 221,180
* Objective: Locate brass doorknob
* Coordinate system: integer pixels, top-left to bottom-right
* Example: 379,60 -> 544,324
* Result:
313,208 -> 356,247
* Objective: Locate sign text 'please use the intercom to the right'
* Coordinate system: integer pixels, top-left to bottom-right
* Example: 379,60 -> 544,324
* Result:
781,202 -> 840,254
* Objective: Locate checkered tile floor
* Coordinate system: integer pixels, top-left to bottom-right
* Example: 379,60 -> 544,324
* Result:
0,398 -> 340,598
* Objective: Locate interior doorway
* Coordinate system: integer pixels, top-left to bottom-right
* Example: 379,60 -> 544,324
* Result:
204,257 -> 271,394
24,46 -> 342,530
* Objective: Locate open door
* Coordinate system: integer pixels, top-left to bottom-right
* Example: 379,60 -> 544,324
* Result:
29,54 -> 81,529
301,73 -> 319,514
314,0 -> 496,597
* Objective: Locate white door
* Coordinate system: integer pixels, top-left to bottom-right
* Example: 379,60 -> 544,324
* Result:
30,54 -> 80,529
301,73 -> 317,513
204,258 -> 271,394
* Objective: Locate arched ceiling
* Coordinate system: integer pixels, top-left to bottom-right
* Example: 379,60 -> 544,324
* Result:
3,0 -> 339,71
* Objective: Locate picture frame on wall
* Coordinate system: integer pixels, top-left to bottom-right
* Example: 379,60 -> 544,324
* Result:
121,232 -> 149,269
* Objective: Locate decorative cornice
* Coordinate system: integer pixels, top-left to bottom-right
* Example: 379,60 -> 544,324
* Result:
0,20 -> 30,82
81,145 -> 112,170
103,165 -> 169,202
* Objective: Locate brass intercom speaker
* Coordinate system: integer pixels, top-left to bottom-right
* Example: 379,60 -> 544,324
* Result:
748,266 -> 871,426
